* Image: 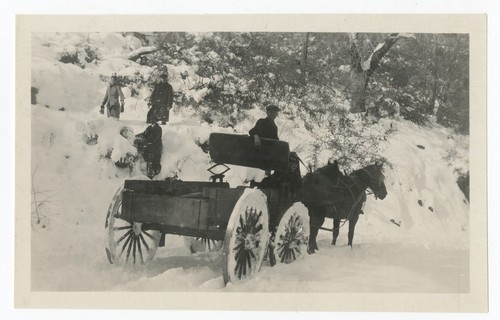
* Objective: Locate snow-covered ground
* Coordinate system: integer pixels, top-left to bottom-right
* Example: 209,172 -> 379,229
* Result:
29,32 -> 470,294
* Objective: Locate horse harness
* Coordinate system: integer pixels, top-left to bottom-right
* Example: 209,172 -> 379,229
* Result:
308,170 -> 368,231
333,173 -> 367,227
361,167 -> 384,198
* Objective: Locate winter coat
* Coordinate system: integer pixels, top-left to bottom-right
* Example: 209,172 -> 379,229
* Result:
249,117 -> 279,140
135,123 -> 163,165
150,82 -> 174,121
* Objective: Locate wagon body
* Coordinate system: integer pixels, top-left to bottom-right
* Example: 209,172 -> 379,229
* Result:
120,179 -> 294,241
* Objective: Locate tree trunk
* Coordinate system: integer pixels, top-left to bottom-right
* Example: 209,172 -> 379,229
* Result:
300,33 -> 310,84
429,35 -> 440,114
348,34 -> 367,113
350,70 -> 368,113
348,33 -> 401,113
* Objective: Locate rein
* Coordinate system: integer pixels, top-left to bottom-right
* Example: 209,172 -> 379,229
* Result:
296,155 -> 310,173
313,164 -> 383,233
321,190 -> 366,231
321,173 -> 368,232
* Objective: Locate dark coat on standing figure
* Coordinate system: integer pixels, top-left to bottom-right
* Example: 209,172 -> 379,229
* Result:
148,80 -> 174,124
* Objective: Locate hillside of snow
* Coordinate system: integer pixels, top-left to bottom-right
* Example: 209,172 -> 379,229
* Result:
30,32 -> 469,293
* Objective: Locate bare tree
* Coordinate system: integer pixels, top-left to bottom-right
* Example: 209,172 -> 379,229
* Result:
348,33 -> 413,113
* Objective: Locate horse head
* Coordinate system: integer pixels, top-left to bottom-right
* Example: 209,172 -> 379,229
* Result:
357,162 -> 388,200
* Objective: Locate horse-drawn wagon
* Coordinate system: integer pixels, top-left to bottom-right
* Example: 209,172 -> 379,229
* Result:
104,133 -> 310,284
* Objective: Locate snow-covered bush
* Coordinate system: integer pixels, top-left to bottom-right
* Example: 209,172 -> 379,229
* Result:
57,43 -> 101,69
309,107 -> 395,171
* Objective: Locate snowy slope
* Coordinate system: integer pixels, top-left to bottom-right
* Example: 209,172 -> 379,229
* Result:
29,32 -> 469,293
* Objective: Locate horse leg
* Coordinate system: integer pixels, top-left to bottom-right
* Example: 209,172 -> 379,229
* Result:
347,214 -> 359,247
332,219 -> 340,245
308,212 -> 325,254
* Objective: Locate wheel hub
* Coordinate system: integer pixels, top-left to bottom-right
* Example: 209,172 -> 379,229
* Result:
132,222 -> 143,236
286,239 -> 299,249
244,234 -> 257,250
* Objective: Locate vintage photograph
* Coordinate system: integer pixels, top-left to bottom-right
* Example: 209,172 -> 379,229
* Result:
15,15 -> 487,312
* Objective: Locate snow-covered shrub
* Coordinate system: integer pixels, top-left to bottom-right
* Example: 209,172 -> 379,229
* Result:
83,45 -> 100,63
309,107 -> 394,171
58,51 -> 81,67
57,43 -> 101,69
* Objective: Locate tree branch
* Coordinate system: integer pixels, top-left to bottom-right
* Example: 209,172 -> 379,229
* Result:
127,46 -> 161,61
366,33 -> 400,77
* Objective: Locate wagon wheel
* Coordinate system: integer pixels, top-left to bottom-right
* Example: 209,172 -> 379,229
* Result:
185,237 -> 222,253
222,188 -> 269,285
104,186 -> 162,266
272,202 -> 310,264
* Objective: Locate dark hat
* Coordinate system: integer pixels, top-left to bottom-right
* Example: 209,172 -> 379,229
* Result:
266,104 -> 280,113
160,73 -> 169,79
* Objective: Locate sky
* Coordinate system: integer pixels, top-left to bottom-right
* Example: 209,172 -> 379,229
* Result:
2,1 -> 500,320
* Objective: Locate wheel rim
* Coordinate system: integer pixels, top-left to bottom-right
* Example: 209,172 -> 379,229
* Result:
223,189 -> 269,284
274,202 -> 309,264
105,187 -> 161,266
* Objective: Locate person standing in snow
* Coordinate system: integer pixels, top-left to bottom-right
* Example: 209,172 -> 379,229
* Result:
249,104 -> 280,147
100,74 -> 125,119
134,113 -> 163,178
147,73 -> 174,125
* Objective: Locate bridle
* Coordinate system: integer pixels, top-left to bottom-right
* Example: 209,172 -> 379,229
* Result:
358,167 -> 385,200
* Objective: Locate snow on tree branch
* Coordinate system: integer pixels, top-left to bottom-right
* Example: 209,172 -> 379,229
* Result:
365,33 -> 400,74
127,46 -> 160,61
362,33 -> 415,72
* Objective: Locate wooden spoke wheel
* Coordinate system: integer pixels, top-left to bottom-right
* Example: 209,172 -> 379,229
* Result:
273,202 -> 309,264
222,188 -> 269,285
104,187 -> 161,266
185,237 -> 223,253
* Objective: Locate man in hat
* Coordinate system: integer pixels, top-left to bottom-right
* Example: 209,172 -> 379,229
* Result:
100,74 -> 125,119
248,105 -> 300,191
249,104 -> 280,147
148,73 -> 174,125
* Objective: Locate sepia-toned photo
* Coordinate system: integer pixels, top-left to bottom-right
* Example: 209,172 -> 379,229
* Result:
15,14 -> 487,312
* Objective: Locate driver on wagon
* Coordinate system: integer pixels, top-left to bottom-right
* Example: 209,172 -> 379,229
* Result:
249,104 -> 280,147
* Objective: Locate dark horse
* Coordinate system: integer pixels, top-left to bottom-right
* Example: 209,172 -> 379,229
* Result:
299,161 -> 388,253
